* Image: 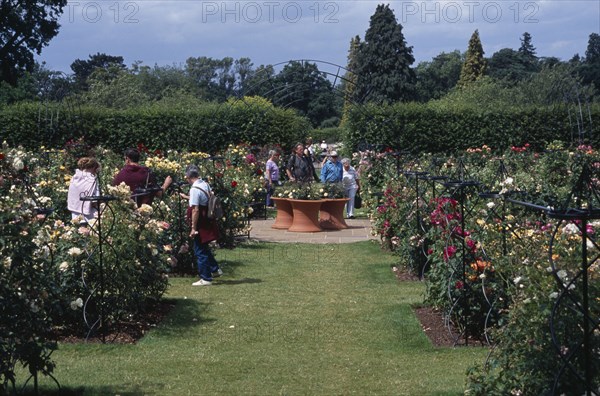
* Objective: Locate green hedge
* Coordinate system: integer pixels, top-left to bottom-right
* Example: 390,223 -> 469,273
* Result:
345,102 -> 600,153
0,101 -> 311,153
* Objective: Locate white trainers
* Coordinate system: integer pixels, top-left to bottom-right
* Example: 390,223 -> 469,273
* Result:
192,279 -> 212,286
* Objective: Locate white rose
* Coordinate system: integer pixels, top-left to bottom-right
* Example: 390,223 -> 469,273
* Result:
13,157 -> 24,171
70,298 -> 83,310
59,261 -> 69,272
68,247 -> 83,257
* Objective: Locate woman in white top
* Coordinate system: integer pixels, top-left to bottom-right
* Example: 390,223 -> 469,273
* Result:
67,157 -> 100,222
341,158 -> 360,219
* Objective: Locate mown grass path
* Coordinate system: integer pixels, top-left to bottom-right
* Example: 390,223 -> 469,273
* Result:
33,241 -> 486,395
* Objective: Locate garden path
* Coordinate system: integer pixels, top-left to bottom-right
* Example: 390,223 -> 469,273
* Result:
248,218 -> 378,243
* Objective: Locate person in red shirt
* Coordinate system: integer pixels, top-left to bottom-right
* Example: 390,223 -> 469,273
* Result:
112,148 -> 172,206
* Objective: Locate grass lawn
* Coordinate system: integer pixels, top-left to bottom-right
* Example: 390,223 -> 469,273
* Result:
24,241 -> 487,395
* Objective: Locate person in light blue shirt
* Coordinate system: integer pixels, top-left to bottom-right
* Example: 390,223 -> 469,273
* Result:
184,165 -> 222,286
320,151 -> 343,183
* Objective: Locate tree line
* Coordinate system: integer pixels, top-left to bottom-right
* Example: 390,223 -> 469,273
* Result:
1,2 -> 599,128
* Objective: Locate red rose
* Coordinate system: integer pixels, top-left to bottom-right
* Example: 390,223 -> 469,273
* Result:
231,181 -> 238,188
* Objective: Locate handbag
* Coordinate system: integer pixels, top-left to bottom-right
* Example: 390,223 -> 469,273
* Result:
354,193 -> 362,209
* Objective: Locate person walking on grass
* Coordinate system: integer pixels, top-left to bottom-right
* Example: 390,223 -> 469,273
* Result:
184,164 -> 222,286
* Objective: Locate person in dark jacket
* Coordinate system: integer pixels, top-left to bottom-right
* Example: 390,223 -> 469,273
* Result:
112,148 -> 172,206
286,143 -> 317,183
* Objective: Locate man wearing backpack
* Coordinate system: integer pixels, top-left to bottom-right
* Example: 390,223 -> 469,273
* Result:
185,165 -> 222,286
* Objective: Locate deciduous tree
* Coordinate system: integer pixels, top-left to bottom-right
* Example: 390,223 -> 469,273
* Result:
70,53 -> 126,91
415,50 -> 463,101
0,0 -> 67,85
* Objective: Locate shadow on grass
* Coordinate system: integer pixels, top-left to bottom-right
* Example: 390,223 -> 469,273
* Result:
149,297 -> 216,339
18,385 -> 148,396
215,242 -> 277,277
216,278 -> 262,285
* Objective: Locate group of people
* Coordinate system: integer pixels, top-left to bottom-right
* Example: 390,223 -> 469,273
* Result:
264,140 -> 361,219
66,142 -> 362,288
67,148 -> 221,287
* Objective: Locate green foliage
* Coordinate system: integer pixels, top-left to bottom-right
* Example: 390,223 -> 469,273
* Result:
415,50 -> 464,102
272,61 -> 339,128
70,53 -> 126,92
458,30 -> 487,87
309,127 -> 344,144
0,0 -> 67,85
354,4 -> 416,103
367,147 -> 600,394
344,100 -> 600,154
341,35 -> 361,126
0,99 -> 311,153
487,48 -> 536,83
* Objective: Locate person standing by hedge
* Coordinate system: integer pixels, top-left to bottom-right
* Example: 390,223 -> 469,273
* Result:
185,164 -> 222,286
265,149 -> 281,207
320,151 -> 343,183
112,148 -> 172,206
286,143 -> 316,183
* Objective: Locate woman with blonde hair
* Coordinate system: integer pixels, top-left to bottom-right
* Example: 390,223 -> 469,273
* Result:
67,157 -> 100,222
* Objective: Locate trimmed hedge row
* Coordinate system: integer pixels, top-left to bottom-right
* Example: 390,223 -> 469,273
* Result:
345,102 -> 600,153
0,101 -> 311,153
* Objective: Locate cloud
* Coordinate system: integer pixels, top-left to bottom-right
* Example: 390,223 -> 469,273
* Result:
37,0 -> 599,72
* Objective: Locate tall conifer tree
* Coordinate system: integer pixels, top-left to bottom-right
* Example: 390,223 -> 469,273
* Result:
518,32 -> 537,59
458,30 -> 486,87
341,35 -> 361,126
353,4 -> 416,103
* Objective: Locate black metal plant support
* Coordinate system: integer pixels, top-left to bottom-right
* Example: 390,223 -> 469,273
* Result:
442,158 -> 480,346
506,160 -> 599,394
403,170 -> 429,278
546,162 -> 600,395
80,174 -> 117,343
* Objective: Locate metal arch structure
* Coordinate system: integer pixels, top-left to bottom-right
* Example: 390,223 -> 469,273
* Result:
235,59 -> 373,106
205,58 -> 399,154
36,71 -> 84,148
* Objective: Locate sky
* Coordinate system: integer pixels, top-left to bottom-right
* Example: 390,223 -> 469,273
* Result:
37,0 -> 600,75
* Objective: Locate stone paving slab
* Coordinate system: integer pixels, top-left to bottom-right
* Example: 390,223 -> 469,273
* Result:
248,218 -> 378,244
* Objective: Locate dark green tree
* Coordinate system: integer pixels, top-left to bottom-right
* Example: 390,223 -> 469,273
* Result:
487,48 -> 532,83
70,53 -> 126,91
458,29 -> 486,87
518,32 -> 537,59
234,57 -> 254,93
242,64 -> 275,98
353,4 -> 416,103
0,0 -> 67,85
585,32 -> 600,63
415,50 -> 463,101
579,32 -> 600,92
341,35 -> 361,125
272,61 -> 338,127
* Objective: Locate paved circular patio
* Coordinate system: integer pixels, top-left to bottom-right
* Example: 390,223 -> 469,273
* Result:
248,218 -> 378,244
